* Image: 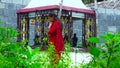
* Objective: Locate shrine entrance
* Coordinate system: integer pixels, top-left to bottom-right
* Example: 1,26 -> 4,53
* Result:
72,13 -> 96,47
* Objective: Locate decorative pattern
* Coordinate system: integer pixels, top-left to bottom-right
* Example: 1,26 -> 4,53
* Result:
17,10 -> 96,47
21,18 -> 27,25
31,19 -> 35,25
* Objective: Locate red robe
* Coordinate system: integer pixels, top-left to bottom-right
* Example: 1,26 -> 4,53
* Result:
48,20 -> 64,58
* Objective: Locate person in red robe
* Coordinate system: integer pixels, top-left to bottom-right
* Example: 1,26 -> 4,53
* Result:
48,13 -> 64,61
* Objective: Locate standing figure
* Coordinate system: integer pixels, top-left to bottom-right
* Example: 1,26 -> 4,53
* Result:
48,13 -> 64,64
72,33 -> 78,47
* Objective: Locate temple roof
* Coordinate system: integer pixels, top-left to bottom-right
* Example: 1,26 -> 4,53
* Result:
16,0 -> 95,14
25,0 -> 89,9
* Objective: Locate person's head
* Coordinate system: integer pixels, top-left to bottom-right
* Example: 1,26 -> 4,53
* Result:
74,33 -> 76,37
48,13 -> 57,22
48,13 -> 63,31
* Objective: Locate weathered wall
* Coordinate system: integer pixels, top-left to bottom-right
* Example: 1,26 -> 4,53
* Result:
0,0 -> 30,28
97,8 -> 120,35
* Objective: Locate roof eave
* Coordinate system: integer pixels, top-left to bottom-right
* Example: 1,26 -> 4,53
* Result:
16,5 -> 95,14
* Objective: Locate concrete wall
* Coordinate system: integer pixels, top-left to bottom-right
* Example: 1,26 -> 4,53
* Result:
1,0 -> 30,5
97,8 -> 120,36
0,0 -> 30,28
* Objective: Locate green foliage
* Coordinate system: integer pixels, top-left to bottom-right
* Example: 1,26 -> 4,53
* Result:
89,46 -> 100,57
2,19 -> 120,68
0,20 -> 74,68
81,32 -> 120,68
0,20 -> 44,68
47,42 -> 72,68
87,37 -> 99,43
59,43 -> 72,68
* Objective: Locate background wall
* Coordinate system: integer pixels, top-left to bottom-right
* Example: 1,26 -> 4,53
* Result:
97,8 -> 120,35
0,0 -> 30,28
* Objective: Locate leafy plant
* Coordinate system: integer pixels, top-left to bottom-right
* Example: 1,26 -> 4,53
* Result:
0,20 -> 44,68
0,19 -> 79,68
47,42 -> 72,68
58,42 -> 72,68
81,32 -> 120,68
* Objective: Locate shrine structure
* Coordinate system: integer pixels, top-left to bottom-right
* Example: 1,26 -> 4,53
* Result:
16,0 -> 96,47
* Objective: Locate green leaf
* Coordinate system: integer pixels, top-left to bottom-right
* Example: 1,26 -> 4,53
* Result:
106,32 -> 114,39
32,47 -> 40,55
118,46 -> 120,54
27,46 -> 32,55
31,54 -> 40,61
8,28 -> 18,36
100,35 -> 107,39
89,46 -> 100,57
87,37 -> 99,43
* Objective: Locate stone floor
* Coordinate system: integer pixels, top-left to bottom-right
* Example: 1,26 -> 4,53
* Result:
34,46 -> 92,66
71,47 -> 89,52
70,52 -> 92,66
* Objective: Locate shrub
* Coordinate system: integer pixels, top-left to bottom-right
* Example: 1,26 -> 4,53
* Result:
81,32 -> 120,68
0,19 -> 73,68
